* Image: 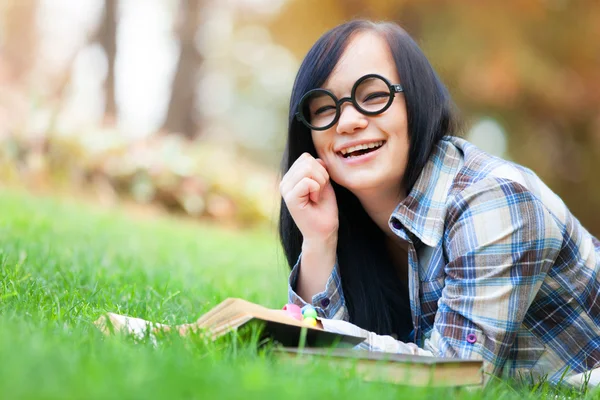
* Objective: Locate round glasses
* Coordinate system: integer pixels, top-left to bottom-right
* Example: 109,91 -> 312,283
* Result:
295,74 -> 404,131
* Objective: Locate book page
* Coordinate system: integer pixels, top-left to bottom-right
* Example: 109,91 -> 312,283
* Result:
221,299 -> 322,329
95,298 -> 327,342
193,298 -> 237,326
94,313 -> 167,344
193,298 -> 321,333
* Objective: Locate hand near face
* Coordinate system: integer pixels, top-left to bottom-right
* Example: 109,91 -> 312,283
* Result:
280,153 -> 339,242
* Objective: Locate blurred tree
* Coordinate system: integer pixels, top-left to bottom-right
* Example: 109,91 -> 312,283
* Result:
162,0 -> 202,138
0,0 -> 38,85
340,0 -> 368,19
96,0 -> 118,124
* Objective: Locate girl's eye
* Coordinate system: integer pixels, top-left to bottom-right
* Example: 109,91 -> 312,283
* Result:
363,92 -> 389,102
314,105 -> 336,115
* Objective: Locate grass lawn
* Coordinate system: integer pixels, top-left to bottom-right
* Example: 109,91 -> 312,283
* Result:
0,189 -> 595,399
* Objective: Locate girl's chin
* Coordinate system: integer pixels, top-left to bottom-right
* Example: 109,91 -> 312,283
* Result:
335,176 -> 384,193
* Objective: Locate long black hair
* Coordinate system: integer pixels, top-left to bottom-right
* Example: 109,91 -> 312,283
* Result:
279,20 -> 459,340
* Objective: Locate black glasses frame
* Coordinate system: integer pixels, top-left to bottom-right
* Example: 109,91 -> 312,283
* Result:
295,73 -> 404,131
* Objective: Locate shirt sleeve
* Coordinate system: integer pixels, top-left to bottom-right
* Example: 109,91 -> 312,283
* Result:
287,253 -> 349,321
314,178 -> 563,382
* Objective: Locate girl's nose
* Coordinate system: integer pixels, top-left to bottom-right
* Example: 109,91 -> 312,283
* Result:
336,103 -> 368,135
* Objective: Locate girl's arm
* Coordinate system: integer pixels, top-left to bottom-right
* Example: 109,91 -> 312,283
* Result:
294,235 -> 338,307
288,251 -> 349,321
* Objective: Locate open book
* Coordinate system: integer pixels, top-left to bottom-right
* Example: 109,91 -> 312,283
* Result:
274,347 -> 483,388
94,297 -> 364,348
95,297 -> 485,387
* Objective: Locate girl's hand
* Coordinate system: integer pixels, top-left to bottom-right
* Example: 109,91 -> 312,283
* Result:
279,153 -> 339,242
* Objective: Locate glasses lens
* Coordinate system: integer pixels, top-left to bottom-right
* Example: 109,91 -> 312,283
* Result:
302,90 -> 337,129
354,76 -> 392,114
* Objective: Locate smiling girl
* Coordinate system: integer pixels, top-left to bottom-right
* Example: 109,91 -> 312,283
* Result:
278,20 -> 600,384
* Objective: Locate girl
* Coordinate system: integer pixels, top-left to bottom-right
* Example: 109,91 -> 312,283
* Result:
278,20 -> 600,384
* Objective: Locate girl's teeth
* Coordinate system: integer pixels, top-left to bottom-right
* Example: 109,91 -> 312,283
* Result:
341,141 -> 384,157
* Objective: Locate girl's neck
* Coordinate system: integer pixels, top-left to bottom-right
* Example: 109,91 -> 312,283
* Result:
353,185 -> 407,237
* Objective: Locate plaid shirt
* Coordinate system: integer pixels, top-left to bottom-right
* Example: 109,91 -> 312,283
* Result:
288,136 -> 600,384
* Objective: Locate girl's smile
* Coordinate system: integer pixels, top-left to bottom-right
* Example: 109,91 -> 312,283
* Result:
336,139 -> 387,165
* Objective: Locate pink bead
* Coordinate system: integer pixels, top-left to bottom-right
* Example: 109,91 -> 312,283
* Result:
282,304 -> 303,321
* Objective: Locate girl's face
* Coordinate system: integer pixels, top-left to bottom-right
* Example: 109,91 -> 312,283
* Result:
310,31 -> 410,197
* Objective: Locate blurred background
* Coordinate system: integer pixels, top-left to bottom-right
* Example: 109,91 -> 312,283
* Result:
0,0 -> 598,234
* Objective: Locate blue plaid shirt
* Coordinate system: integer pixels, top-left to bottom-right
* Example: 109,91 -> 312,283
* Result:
288,136 -> 600,384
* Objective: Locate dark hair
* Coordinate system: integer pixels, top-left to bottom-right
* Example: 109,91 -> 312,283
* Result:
279,20 -> 459,340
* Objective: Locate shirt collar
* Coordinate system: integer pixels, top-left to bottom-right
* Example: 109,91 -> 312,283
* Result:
390,137 -> 465,247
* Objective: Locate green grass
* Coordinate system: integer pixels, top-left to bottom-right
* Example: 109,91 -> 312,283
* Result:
0,189 -> 596,399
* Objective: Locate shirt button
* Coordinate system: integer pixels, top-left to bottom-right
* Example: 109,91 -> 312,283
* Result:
466,333 -> 477,344
391,219 -> 402,230
320,298 -> 330,308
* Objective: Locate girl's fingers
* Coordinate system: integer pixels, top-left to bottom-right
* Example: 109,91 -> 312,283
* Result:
286,177 -> 321,209
280,154 -> 328,196
291,157 -> 326,188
